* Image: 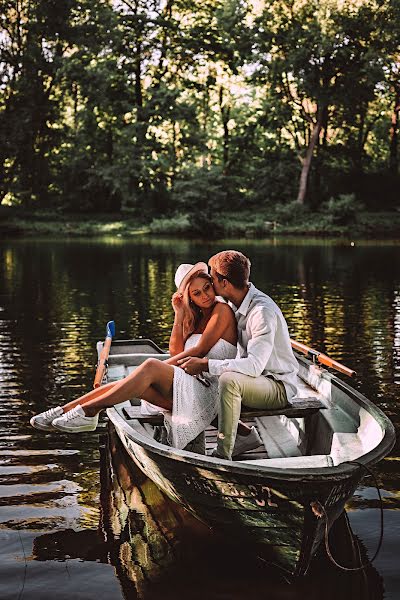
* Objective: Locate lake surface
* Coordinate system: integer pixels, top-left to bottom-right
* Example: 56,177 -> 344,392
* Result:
0,236 -> 399,599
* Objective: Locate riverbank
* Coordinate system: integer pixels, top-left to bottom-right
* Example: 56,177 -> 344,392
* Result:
1,207 -> 399,238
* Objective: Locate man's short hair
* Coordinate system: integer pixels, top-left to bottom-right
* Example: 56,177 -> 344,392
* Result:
208,250 -> 251,289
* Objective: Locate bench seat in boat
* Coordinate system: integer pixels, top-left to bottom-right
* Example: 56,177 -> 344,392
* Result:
122,397 -> 326,424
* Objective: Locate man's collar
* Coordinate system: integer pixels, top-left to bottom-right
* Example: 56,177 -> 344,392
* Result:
235,283 -> 255,316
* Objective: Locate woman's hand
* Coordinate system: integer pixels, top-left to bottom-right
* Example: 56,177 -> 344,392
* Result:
172,292 -> 185,316
178,356 -> 208,375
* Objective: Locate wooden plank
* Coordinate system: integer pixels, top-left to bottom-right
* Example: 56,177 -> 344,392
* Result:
123,405 -> 164,424
256,416 -> 302,459
241,397 -> 325,419
123,398 -> 325,424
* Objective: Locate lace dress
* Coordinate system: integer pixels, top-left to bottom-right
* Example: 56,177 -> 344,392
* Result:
163,334 -> 237,450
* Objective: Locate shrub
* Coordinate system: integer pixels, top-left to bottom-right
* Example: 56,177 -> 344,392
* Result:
172,166 -> 243,213
149,214 -> 191,234
273,201 -> 309,225
149,212 -> 225,238
187,212 -> 225,238
321,193 -> 364,225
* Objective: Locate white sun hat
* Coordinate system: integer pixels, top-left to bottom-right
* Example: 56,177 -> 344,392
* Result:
174,262 -> 209,292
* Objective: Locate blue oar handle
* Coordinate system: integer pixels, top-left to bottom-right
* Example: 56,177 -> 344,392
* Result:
93,320 -> 115,388
106,320 -> 115,339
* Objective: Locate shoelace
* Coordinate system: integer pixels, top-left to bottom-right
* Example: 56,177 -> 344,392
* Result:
42,407 -> 59,419
64,407 -> 83,421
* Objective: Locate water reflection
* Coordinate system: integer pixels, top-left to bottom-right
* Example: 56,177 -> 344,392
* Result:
93,428 -> 384,599
0,237 -> 399,599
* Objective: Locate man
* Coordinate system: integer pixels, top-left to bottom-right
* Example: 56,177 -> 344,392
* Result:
178,250 -> 299,460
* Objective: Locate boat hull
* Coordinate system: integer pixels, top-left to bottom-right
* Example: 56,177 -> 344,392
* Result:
109,412 -> 362,576
104,339 -> 395,577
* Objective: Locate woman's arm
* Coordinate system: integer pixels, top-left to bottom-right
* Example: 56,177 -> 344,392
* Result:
169,292 -> 186,356
166,303 -> 234,366
169,314 -> 185,355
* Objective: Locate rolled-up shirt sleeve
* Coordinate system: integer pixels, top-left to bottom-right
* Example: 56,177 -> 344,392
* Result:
208,307 -> 277,377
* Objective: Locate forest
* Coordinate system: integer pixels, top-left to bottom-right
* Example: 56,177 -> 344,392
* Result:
1,0 -> 399,225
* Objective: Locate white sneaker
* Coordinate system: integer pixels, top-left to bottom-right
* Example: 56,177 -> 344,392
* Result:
52,405 -> 99,433
232,426 -> 262,457
30,406 -> 64,431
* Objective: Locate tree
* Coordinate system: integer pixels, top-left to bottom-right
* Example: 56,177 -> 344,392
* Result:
253,0 -> 395,205
0,0 -> 78,205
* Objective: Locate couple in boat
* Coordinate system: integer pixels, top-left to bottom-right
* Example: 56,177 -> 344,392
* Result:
30,250 -> 299,460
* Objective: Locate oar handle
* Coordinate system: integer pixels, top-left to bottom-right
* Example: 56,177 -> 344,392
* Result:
290,339 -> 356,378
93,321 -> 115,388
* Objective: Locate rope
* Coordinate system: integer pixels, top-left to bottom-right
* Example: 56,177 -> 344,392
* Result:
317,461 -> 384,572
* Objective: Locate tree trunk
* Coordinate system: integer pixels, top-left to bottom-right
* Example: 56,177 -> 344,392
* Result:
219,86 -> 231,172
389,84 -> 400,174
296,108 -> 325,205
314,108 -> 329,205
171,120 -> 177,187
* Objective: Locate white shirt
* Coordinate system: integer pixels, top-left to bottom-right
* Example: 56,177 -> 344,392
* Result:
208,283 -> 299,400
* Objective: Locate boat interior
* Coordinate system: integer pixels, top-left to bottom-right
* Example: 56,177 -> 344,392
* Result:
105,341 -> 385,469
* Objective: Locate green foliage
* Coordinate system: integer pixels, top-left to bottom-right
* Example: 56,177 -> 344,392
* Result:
252,150 -> 300,205
187,213 -> 225,239
149,214 -> 191,235
274,201 -> 310,225
0,0 -> 399,214
172,166 -> 243,212
321,194 -> 364,226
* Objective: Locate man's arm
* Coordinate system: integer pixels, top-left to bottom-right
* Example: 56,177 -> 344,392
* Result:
179,307 -> 277,377
168,304 -> 234,365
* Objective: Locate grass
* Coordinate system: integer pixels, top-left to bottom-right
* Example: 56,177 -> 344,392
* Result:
0,207 -> 150,237
1,206 -> 399,238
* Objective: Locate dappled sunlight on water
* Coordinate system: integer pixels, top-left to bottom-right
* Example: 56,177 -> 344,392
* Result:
0,237 -> 399,599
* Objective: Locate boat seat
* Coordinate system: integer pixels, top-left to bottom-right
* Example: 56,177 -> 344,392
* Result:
123,405 -> 164,423
240,397 -> 326,419
122,397 -> 326,425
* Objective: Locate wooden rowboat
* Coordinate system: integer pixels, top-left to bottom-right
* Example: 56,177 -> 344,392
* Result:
103,338 -> 395,577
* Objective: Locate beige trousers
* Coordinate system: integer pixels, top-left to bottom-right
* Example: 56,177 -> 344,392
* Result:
216,371 -> 288,459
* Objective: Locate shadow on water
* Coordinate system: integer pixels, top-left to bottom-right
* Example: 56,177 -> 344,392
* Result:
31,428 -> 383,600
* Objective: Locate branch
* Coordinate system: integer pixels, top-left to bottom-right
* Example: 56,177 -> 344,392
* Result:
361,112 -> 382,149
153,0 -> 174,86
281,72 -> 314,125
117,0 -> 138,13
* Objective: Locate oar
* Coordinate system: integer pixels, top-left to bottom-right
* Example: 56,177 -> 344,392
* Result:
93,321 -> 115,388
290,339 -> 356,378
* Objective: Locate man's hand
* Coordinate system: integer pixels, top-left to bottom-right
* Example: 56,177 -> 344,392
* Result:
177,356 -> 209,375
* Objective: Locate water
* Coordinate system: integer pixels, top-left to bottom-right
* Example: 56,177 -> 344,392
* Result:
0,236 -> 399,599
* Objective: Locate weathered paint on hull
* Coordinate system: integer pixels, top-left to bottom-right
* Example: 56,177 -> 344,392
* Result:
116,425 -> 360,575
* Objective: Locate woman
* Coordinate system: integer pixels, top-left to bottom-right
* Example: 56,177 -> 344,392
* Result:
30,262 -> 244,450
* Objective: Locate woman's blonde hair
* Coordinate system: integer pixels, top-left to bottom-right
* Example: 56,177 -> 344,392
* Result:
180,270 -> 213,338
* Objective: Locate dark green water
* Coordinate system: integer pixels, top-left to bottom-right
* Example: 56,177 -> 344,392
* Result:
0,236 -> 399,599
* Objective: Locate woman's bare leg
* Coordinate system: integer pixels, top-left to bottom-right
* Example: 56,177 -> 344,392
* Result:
71,359 -> 175,416
140,385 -> 172,410
62,376 -> 171,415
62,382 -> 118,413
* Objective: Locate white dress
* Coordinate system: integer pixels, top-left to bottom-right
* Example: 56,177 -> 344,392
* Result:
163,334 -> 237,450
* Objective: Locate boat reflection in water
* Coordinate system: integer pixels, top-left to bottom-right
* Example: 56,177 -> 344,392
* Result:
32,427 -> 384,600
